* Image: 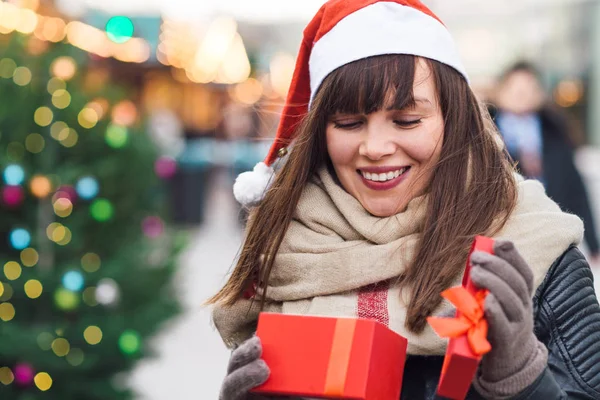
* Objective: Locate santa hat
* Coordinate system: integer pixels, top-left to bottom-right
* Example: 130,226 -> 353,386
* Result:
233,0 -> 468,206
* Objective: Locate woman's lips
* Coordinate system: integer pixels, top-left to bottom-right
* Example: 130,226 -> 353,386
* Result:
358,167 -> 410,191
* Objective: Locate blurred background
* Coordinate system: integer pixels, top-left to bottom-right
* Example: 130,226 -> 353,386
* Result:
0,0 -> 599,399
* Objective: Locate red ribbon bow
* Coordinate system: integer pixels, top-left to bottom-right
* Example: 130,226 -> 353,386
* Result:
427,286 -> 492,356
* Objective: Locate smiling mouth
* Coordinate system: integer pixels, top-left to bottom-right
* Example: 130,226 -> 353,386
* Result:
358,167 -> 410,182
355,167 -> 411,191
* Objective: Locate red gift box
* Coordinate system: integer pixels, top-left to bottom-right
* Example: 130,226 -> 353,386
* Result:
252,313 -> 408,399
428,236 -> 494,400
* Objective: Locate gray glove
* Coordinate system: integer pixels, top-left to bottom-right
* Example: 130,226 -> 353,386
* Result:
219,336 -> 270,400
469,240 -> 548,399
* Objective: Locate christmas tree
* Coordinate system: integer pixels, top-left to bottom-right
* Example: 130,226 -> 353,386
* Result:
0,33 -> 182,399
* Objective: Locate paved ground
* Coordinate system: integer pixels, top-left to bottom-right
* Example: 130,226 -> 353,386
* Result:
130,147 -> 600,400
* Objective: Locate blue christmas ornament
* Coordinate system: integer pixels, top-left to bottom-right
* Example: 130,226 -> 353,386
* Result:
4,165 -> 25,185
62,270 -> 85,292
76,177 -> 99,200
10,228 -> 31,250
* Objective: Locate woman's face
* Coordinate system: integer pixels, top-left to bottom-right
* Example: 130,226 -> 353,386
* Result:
326,59 -> 444,217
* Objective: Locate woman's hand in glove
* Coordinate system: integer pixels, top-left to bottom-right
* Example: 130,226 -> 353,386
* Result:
219,336 -> 270,400
469,240 -> 548,399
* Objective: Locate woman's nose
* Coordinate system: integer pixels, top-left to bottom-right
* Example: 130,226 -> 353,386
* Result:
358,126 -> 396,161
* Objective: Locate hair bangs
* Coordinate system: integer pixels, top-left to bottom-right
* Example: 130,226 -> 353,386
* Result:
316,54 -> 418,117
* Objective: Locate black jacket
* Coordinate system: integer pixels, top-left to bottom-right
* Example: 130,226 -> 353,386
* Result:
489,106 -> 599,254
400,246 -> 600,399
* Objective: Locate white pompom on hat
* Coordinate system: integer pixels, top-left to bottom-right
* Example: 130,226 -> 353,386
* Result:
233,0 -> 468,206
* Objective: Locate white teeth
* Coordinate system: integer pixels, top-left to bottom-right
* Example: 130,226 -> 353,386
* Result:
360,168 -> 407,182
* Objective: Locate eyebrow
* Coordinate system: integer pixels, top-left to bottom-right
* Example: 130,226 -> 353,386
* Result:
386,97 -> 433,111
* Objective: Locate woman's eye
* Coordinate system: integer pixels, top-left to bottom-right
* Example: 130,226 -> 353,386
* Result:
333,121 -> 362,130
394,119 -> 422,127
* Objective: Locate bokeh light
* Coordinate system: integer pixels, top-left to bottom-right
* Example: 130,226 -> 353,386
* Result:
83,325 -> 103,345
34,106 -> 53,127
10,228 -> 31,250
96,278 -> 119,305
0,58 -> 17,79
76,176 -> 99,200
142,216 -> 164,238
0,303 -> 16,321
54,287 -> 79,310
27,36 -> 50,55
16,9 -> 38,35
30,175 -> 52,198
50,121 -> 68,140
4,164 -> 25,185
34,372 -> 52,391
54,185 -> 77,203
4,261 -> 22,280
37,332 -> 54,350
106,16 -> 134,44
154,156 -> 177,179
90,199 -> 114,221
21,248 -> 39,267
51,338 -> 70,357
59,128 -> 78,148
0,282 -> 13,301
0,367 -> 14,385
62,270 -> 84,292
0,281 -> 3,297
66,348 -> 85,366
54,226 -> 72,246
47,77 -> 66,94
81,253 -> 101,272
119,330 -> 141,355
13,66 -> 32,86
14,364 -> 34,386
2,185 -> 25,208
89,98 -> 109,119
78,107 -> 99,129
111,100 -> 137,126
51,56 -> 77,81
51,89 -> 71,109
53,197 -> 73,217
232,78 -> 263,105
24,279 -> 43,299
105,124 -> 128,148
25,133 -> 45,153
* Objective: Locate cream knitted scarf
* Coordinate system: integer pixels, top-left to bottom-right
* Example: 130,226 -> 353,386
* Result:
212,167 -> 584,354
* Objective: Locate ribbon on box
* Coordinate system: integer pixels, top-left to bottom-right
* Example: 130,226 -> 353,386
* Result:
427,287 -> 492,356
323,318 -> 357,397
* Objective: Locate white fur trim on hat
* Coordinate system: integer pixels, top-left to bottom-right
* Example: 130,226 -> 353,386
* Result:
233,162 -> 275,207
309,2 -> 468,105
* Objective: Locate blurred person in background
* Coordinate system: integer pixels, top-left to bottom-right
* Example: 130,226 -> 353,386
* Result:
208,1 -> 600,399
490,61 -> 600,265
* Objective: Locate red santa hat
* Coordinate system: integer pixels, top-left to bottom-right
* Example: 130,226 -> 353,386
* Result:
234,0 -> 468,206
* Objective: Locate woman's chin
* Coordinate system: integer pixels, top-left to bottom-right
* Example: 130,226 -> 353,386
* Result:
362,200 -> 407,218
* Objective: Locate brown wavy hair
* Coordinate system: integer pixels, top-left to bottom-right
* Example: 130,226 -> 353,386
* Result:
207,55 -> 517,333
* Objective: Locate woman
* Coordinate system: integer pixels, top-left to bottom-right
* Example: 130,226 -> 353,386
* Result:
208,1 -> 600,399
491,61 -> 600,263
